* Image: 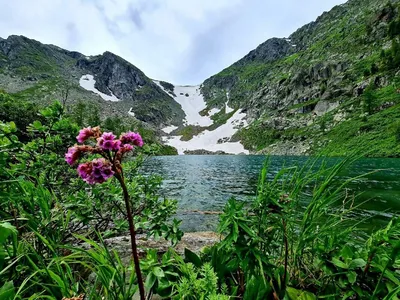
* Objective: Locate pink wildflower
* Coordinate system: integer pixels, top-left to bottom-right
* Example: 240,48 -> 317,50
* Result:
112,140 -> 122,151
97,132 -> 121,151
77,159 -> 114,184
120,144 -> 134,153
120,132 -> 144,147
65,146 -> 80,166
102,132 -> 116,140
77,127 -> 95,143
77,162 -> 92,179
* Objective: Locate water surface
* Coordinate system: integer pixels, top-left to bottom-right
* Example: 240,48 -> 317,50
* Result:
142,156 -> 400,232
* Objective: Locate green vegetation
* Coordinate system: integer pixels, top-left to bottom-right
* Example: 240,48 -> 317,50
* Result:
1,3 -> 400,297
288,98 -> 320,111
0,100 -> 183,299
177,125 -> 206,141
1,108 -> 399,299
235,122 -> 281,151
200,0 -> 400,156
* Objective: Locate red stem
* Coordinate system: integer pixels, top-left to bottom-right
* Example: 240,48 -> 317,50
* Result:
115,172 -> 146,300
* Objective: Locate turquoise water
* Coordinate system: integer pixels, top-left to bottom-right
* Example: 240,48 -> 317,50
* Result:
142,156 -> 400,232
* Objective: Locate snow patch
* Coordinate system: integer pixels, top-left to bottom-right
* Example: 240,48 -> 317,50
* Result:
79,74 -> 120,102
209,108 -> 220,116
154,80 -> 248,155
225,102 -> 234,113
154,81 -> 214,127
162,109 -> 248,155
162,125 -> 179,134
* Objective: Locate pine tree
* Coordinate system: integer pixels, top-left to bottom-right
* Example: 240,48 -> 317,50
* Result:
363,84 -> 377,115
391,39 -> 400,68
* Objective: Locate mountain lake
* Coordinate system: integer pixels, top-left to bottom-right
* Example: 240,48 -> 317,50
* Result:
142,155 -> 400,232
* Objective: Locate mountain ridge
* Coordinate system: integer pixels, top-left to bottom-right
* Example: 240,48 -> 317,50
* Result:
2,0 -> 400,156
199,0 -> 400,156
0,35 -> 185,127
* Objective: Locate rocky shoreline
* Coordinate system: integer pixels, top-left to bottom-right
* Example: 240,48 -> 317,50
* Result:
103,231 -> 221,263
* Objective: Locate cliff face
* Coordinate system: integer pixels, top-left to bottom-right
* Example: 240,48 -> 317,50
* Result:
199,0 -> 400,156
0,35 -> 184,127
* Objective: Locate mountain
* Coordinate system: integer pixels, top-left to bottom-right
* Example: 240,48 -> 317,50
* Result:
2,0 -> 400,156
0,35 -> 184,127
196,0 -> 400,156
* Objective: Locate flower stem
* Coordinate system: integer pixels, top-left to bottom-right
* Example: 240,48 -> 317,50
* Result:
115,173 -> 146,300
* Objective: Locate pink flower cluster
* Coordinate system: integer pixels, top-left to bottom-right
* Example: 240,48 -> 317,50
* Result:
77,158 -> 114,184
65,146 -> 80,166
97,132 -> 121,151
120,132 -> 144,147
77,127 -> 98,143
66,127 -> 144,184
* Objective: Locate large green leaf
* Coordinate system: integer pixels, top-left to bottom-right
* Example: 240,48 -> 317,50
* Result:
0,222 -> 17,244
347,271 -> 357,284
331,257 -> 348,269
153,266 -> 165,278
145,272 -> 157,290
349,258 -> 366,269
184,248 -> 202,268
0,281 -> 15,300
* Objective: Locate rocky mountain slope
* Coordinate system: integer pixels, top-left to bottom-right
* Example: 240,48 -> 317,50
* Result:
0,35 -> 184,127
2,0 -> 400,156
197,0 -> 400,156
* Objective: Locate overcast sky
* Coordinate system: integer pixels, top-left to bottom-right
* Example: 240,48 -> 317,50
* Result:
0,0 -> 346,84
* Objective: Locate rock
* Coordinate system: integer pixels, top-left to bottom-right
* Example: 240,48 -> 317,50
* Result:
234,37 -> 293,66
256,141 -> 311,156
183,149 -> 231,155
333,112 -> 347,122
313,100 -> 339,116
102,232 -> 221,263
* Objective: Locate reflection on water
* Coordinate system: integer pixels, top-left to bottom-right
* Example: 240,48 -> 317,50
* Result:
141,155 -> 400,232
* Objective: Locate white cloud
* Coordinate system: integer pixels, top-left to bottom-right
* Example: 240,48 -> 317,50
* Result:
0,0 -> 347,84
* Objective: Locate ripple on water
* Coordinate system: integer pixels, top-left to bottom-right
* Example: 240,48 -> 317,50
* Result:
141,156 -> 400,232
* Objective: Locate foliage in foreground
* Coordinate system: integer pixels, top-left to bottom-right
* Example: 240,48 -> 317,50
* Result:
0,101 -> 182,299
0,100 -> 399,299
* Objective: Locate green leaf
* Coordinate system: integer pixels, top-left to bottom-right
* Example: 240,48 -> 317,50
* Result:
145,272 -> 157,290
383,269 -> 400,286
244,275 -> 271,300
347,271 -> 357,284
32,120 -> 43,130
286,287 -> 316,300
342,290 -> 355,300
0,222 -> 17,244
184,248 -> 202,268
331,257 -> 348,269
349,258 -> 366,269
340,245 -> 354,260
153,267 -> 165,278
0,281 -> 15,300
383,285 -> 400,300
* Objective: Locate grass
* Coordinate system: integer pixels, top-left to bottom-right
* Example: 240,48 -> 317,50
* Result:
288,98 -> 320,110
177,125 -> 206,141
317,104 -> 400,157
